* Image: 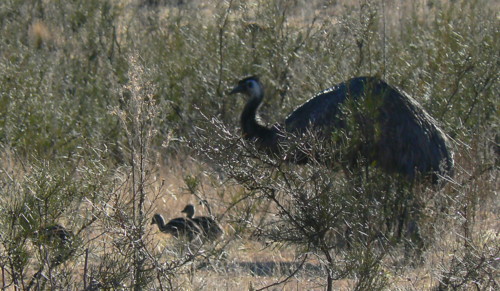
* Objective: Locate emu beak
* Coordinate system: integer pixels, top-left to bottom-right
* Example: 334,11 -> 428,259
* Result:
229,84 -> 243,95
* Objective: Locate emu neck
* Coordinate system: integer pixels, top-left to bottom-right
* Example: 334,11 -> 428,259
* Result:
241,96 -> 269,139
155,215 -> 166,230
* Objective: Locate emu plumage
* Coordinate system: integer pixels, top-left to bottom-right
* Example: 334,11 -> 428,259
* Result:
181,204 -> 224,239
151,213 -> 202,241
230,76 -> 453,182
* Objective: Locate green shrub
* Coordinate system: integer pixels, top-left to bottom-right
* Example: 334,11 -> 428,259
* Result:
0,0 -> 497,289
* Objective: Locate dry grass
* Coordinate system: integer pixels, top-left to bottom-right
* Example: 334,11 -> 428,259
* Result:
139,148 -> 497,290
0,0 -> 497,290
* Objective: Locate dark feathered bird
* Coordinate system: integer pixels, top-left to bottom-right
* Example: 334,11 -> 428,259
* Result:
33,224 -> 76,267
27,224 -> 77,291
230,76 -> 454,182
181,204 -> 224,239
151,213 -> 202,241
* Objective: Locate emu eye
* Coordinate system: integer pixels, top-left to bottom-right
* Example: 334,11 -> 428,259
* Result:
247,81 -> 254,88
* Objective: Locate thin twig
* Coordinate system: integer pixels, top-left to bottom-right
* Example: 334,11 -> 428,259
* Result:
83,248 -> 89,290
255,254 -> 309,291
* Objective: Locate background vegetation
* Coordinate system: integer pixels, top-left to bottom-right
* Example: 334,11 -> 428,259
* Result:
0,0 -> 498,290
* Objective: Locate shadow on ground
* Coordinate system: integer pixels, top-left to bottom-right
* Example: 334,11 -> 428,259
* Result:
199,260 -> 325,277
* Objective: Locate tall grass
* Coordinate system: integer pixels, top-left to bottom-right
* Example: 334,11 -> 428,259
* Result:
0,0 -> 498,289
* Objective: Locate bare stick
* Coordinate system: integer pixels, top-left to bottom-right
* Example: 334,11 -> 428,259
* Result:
255,254 -> 309,291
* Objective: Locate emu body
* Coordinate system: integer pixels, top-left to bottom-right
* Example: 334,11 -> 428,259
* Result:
27,224 -> 77,290
181,204 -> 224,239
33,224 -> 76,267
151,213 -> 202,241
230,76 -> 453,182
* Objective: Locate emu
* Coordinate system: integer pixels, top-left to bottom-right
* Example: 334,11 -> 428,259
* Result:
230,76 -> 454,182
151,213 -> 202,241
27,224 -> 77,291
34,224 -> 76,266
181,204 -> 224,240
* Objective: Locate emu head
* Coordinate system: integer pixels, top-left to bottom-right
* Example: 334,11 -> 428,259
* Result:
181,204 -> 195,218
229,76 -> 264,99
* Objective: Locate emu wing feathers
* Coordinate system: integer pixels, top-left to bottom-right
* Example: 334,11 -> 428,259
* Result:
285,80 -> 349,133
283,76 -> 453,180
